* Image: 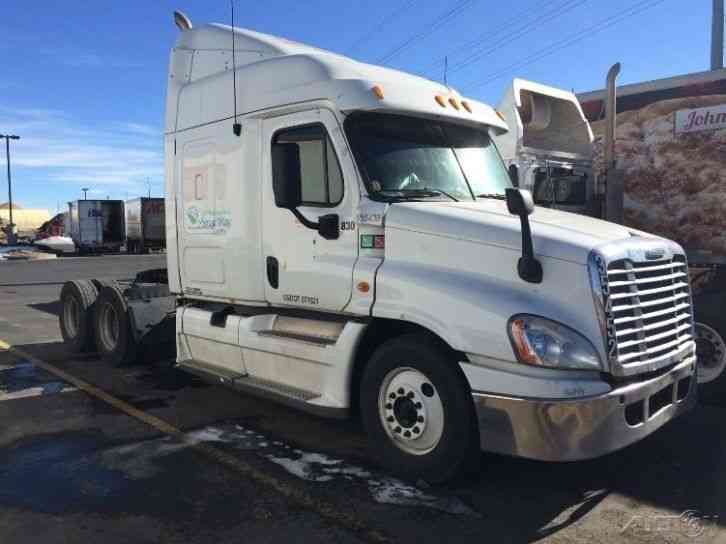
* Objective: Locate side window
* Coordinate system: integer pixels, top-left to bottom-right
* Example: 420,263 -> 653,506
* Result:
273,124 -> 344,206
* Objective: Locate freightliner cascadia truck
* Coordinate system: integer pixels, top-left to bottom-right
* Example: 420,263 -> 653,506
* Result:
58,11 -> 697,482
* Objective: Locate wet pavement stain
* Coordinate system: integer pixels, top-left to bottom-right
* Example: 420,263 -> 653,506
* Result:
131,364 -> 208,392
0,431 -> 130,514
0,361 -> 75,400
0,430 -> 251,522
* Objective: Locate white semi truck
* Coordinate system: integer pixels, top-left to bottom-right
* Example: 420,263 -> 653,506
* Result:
58,11 -> 697,482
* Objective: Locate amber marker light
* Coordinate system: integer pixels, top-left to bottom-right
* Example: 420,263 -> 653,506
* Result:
435,95 -> 447,108
448,97 -> 460,110
371,85 -> 385,100
461,100 -> 472,113
357,281 -> 370,293
510,318 -> 539,366
496,110 -> 506,122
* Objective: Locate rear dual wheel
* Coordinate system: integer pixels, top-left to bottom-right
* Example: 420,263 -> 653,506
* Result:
59,280 -> 99,352
360,334 -> 480,483
93,284 -> 138,366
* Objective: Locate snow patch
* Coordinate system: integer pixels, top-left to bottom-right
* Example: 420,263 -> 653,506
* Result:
97,422 -> 479,517
266,456 -> 335,482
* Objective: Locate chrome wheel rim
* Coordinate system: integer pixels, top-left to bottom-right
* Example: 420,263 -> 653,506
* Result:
378,367 -> 444,455
63,296 -> 80,338
98,302 -> 120,351
695,322 -> 726,384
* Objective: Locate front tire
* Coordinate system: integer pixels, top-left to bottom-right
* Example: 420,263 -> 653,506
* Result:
93,284 -> 138,366
360,334 -> 479,483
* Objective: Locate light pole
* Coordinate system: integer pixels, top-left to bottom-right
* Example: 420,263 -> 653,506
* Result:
0,134 -> 20,245
82,187 -> 89,200
146,177 -> 151,198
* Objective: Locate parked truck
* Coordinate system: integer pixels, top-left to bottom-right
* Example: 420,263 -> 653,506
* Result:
493,71 -> 726,400
58,11 -> 697,482
125,197 -> 166,254
580,68 -> 726,400
68,199 -> 125,254
491,79 -> 597,217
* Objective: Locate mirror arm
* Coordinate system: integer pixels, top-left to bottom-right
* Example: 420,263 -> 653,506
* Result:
290,208 -> 319,230
517,214 -> 543,284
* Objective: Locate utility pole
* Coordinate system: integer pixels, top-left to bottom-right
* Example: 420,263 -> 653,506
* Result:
713,0 -> 725,70
82,187 -> 89,200
0,134 -> 20,245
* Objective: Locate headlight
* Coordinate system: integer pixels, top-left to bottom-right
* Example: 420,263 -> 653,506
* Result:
508,315 -> 601,370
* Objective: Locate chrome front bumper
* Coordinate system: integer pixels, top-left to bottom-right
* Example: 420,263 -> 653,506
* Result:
472,357 -> 696,461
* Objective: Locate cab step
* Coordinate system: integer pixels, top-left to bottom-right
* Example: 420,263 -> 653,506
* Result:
175,359 -> 347,419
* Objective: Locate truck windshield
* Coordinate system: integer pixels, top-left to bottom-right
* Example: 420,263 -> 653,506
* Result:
344,112 -> 512,202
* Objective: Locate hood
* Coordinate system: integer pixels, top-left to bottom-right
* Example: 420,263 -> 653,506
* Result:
384,200 -> 642,264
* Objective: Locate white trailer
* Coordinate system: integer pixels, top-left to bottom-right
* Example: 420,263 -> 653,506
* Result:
68,200 -> 125,254
125,197 -> 166,254
58,11 -> 697,482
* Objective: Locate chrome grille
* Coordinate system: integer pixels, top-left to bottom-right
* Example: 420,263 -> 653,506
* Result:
590,243 -> 696,377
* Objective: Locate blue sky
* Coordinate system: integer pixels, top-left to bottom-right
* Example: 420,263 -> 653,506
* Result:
0,0 -> 718,213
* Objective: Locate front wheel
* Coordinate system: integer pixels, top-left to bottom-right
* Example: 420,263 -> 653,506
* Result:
360,334 -> 480,483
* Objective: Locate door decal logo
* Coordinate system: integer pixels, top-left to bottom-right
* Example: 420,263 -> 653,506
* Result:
185,205 -> 231,234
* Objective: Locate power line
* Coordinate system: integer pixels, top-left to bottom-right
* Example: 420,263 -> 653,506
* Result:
448,0 -> 590,75
377,0 -> 479,64
411,0 -> 569,75
345,0 -> 418,55
463,0 -> 668,92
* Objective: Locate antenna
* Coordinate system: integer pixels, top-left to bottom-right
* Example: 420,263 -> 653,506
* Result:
444,56 -> 448,86
230,0 -> 241,136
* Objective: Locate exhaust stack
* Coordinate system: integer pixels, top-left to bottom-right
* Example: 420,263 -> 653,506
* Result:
712,0 -> 724,70
174,10 -> 193,31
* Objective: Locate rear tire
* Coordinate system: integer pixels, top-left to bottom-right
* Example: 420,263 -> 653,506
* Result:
59,280 -> 99,352
360,333 -> 480,483
93,284 -> 138,366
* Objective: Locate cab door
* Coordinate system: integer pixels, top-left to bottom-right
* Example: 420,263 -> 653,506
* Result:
261,109 -> 358,313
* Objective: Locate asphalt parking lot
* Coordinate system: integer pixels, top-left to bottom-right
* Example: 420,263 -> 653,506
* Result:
1,254 -> 726,544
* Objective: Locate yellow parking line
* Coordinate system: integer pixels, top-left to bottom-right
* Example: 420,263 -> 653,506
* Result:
0,339 -> 388,544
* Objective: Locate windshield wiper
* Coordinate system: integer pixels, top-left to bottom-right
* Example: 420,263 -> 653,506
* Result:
476,193 -> 506,200
376,189 -> 459,202
403,188 -> 459,202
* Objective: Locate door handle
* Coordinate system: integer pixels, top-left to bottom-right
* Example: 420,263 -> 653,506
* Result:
266,256 -> 279,289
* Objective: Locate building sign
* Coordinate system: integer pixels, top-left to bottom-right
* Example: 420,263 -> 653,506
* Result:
675,104 -> 726,134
